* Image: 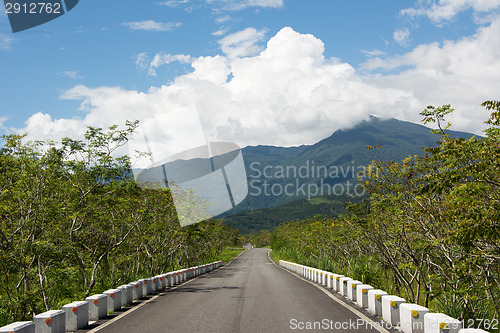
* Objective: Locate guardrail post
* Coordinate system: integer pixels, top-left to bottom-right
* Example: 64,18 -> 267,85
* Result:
400,303 -> 430,333
166,273 -> 173,287
118,284 -> 134,306
130,281 -> 144,300
381,295 -> 406,327
62,301 -> 88,331
356,285 -> 374,308
347,280 -> 362,301
326,273 -> 334,289
85,294 -> 107,321
157,275 -> 166,290
333,274 -> 345,292
0,321 -> 35,333
34,310 -> 65,333
424,313 -> 462,333
339,277 -> 353,297
103,289 -> 122,313
367,289 -> 388,316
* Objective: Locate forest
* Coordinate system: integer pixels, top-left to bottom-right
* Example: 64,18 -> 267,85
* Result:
270,101 -> 500,332
0,121 -> 240,326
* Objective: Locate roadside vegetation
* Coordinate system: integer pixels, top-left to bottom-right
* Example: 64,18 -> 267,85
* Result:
0,122 -> 240,326
271,100 -> 500,332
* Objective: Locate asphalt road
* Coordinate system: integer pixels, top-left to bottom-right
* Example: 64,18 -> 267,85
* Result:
90,248 -> 386,333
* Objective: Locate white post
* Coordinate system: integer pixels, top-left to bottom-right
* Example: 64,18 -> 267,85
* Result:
399,303 -> 430,333
333,274 -> 345,292
356,285 -> 374,308
381,295 -> 406,327
103,289 -> 122,312
424,313 -> 462,333
367,289 -> 388,316
85,294 -> 107,321
118,284 -> 134,306
0,321 -> 35,333
62,301 -> 88,331
347,280 -> 362,301
34,310 -> 65,333
338,277 -> 353,297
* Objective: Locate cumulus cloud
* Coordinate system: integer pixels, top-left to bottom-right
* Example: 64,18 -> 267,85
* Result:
218,27 -> 267,58
17,24 -> 500,151
362,16 -> 500,133
401,0 -> 500,22
122,20 -> 182,32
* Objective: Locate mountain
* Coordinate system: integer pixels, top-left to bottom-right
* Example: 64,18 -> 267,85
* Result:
220,116 -> 477,233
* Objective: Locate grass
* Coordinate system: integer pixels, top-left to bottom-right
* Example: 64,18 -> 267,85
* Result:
215,247 -> 247,265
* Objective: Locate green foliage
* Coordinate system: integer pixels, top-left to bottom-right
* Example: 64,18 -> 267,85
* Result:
0,123 -> 239,326
271,100 -> 500,332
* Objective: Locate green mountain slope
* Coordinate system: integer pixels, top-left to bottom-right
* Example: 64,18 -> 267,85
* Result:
221,116 -> 477,233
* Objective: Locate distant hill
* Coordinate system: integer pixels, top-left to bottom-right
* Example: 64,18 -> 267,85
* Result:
220,116 -> 477,233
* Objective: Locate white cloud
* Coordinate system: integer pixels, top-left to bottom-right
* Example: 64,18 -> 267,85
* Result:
0,32 -> 15,50
394,28 -> 411,46
218,27 -> 267,58
17,24 -> 500,151
157,0 -> 189,8
207,0 -> 283,11
362,16 -> 500,133
147,52 -> 192,76
121,20 -> 182,32
135,52 -> 149,69
61,71 -> 83,79
212,28 -> 228,36
362,49 -> 386,57
402,0 -> 500,22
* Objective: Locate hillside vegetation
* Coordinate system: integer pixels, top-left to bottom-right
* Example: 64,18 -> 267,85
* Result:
0,122 -> 240,326
271,101 -> 500,332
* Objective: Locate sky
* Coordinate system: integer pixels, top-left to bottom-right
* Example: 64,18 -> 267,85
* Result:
1,0 -> 500,153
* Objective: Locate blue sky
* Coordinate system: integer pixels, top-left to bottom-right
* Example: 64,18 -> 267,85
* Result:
1,0 -> 500,150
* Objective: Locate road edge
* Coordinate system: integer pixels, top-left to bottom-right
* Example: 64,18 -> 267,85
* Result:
266,249 -> 393,333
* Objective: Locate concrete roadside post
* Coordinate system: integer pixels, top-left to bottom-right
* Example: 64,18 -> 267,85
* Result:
118,284 -> 133,306
0,321 -> 35,333
356,285 -> 374,308
85,294 -> 107,321
166,273 -> 173,287
151,277 -> 160,292
399,303 -> 430,333
347,280 -> 362,301
158,275 -> 166,290
333,274 -> 345,292
424,313 -> 462,333
381,295 -> 406,327
130,281 -> 142,300
367,289 -> 388,317
144,278 -> 153,295
103,289 -> 122,313
327,273 -> 334,289
339,277 -> 353,297
34,310 -> 65,333
62,301 -> 89,331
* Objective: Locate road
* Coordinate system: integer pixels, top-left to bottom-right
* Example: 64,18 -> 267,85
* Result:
89,248 -> 386,333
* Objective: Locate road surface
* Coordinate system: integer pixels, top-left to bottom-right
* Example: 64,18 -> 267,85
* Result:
87,248 -> 387,333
